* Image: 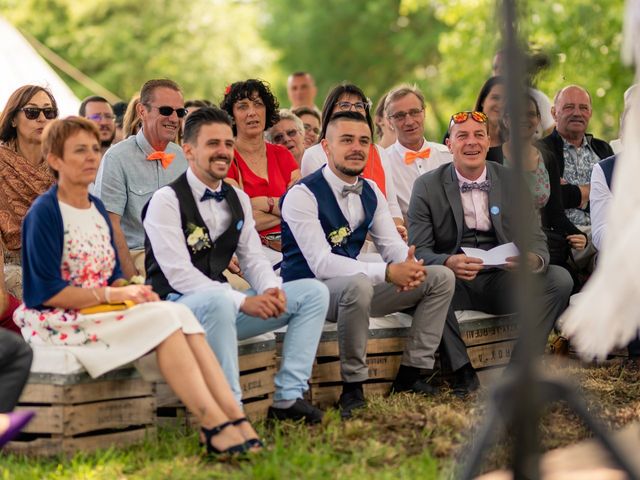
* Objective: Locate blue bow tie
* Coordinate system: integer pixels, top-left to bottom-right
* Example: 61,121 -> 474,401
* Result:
460,180 -> 491,193
201,188 -> 226,202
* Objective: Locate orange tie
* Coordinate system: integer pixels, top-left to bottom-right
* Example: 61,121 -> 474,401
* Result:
404,147 -> 431,165
147,151 -> 176,169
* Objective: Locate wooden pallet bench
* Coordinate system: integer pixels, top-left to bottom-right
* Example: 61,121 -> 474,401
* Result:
6,347 -> 155,457
156,333 -> 277,429
276,311 -> 518,407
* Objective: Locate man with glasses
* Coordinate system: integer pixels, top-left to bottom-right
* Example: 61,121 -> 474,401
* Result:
94,79 -> 188,279
293,106 -> 321,148
407,111 -> 573,392
384,85 -> 452,220
266,109 -> 306,166
79,96 -> 116,155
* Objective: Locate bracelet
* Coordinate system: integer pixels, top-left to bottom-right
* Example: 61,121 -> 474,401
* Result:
90,288 -> 101,303
104,287 -> 112,304
384,262 -> 393,283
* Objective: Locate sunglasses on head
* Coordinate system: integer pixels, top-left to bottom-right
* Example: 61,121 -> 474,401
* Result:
147,105 -> 188,118
449,111 -> 488,126
20,107 -> 58,120
272,129 -> 299,144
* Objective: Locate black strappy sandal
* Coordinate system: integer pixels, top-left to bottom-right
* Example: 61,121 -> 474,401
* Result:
231,417 -> 264,449
200,421 -> 249,456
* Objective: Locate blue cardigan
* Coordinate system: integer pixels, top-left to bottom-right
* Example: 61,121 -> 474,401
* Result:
21,185 -> 123,309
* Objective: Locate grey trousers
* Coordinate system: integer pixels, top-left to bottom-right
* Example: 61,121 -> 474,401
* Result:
439,265 -> 574,371
0,329 -> 33,412
324,266 -> 455,383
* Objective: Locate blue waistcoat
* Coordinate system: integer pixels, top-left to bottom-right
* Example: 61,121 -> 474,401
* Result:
280,167 -> 377,282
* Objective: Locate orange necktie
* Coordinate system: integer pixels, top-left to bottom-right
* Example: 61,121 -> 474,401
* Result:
404,147 -> 431,165
147,151 -> 176,169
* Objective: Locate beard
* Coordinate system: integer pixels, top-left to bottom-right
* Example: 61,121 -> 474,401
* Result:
335,153 -> 366,177
207,155 -> 232,180
100,129 -> 115,149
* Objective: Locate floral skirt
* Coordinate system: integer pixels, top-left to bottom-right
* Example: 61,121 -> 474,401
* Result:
14,301 -> 204,378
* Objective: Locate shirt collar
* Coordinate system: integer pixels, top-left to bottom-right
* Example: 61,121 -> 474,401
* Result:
392,137 -> 428,156
136,128 -> 176,156
560,133 -> 589,150
186,167 -> 224,200
455,166 -> 487,187
321,164 -> 359,197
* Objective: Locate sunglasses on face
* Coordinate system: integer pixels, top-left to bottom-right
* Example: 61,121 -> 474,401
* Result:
20,107 -> 58,120
147,105 -> 188,118
388,108 -> 424,122
272,129 -> 299,144
450,111 -> 488,125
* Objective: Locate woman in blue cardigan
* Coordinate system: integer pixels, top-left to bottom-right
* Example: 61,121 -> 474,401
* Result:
13,117 -> 261,456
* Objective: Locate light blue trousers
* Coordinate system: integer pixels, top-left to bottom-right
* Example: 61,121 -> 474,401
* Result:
168,278 -> 328,403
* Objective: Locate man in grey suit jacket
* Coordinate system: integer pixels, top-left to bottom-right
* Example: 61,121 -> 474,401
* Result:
407,111 -> 573,394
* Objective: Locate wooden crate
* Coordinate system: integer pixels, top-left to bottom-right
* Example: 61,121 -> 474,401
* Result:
156,334 -> 276,427
7,368 -> 156,457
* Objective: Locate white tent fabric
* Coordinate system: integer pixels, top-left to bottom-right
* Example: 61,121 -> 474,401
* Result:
560,0 -> 640,360
0,17 -> 80,116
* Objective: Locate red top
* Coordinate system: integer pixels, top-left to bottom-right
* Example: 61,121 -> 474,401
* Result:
228,142 -> 299,236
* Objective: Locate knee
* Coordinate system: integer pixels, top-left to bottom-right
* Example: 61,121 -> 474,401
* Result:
183,293 -> 237,329
546,265 -> 573,299
340,274 -> 374,310
290,279 -> 329,305
427,265 -> 456,293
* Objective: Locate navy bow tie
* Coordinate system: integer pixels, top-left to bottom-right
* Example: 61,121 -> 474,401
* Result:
341,179 -> 363,197
201,188 -> 226,202
460,180 -> 491,193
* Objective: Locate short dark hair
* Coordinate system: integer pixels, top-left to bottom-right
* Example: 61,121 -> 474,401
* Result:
139,79 -> 182,107
319,83 -> 373,141
183,106 -> 233,145
474,76 -> 504,112
326,110 -> 371,133
79,96 -> 109,117
220,79 -> 280,135
111,101 -> 128,126
0,85 -> 58,143
292,106 -> 321,123
185,99 -> 212,109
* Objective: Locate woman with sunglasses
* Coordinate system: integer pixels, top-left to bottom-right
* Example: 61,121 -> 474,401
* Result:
15,117 -> 260,456
266,109 -> 306,166
493,95 -> 587,290
0,85 -> 58,299
221,80 -> 300,252
300,83 -> 405,238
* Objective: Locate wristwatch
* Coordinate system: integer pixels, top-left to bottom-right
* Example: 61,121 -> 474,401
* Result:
267,197 -> 275,214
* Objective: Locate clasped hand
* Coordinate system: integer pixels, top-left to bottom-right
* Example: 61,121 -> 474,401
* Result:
240,288 -> 287,319
386,245 -> 426,292
111,285 -> 160,304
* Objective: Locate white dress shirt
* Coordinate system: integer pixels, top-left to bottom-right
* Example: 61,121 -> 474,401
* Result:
589,163 -> 611,251
281,166 -> 408,284
143,168 -> 282,312
385,138 -> 452,218
299,143 -> 403,220
455,167 -> 491,231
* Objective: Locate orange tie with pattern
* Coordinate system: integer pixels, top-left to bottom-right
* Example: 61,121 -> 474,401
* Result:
147,151 -> 176,169
404,147 -> 431,165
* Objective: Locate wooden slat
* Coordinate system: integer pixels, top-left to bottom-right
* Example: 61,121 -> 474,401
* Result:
467,341 -> 516,369
19,378 -> 153,405
315,336 -> 406,358
16,405 -> 63,434
238,350 -> 276,372
240,367 -> 275,399
243,395 -> 272,421
310,382 -> 391,408
459,315 -> 519,347
476,366 -> 505,387
311,354 -> 402,383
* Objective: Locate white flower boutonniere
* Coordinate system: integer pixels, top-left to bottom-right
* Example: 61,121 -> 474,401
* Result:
186,223 -> 211,253
327,226 -> 352,247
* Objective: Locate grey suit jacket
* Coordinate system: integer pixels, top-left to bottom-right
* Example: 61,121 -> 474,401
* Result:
407,162 -> 549,267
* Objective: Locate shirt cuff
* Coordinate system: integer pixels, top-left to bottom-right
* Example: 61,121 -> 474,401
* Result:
369,262 -> 388,285
228,289 -> 248,314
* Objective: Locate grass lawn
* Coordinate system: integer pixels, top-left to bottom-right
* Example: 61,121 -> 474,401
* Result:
2,358 -> 639,480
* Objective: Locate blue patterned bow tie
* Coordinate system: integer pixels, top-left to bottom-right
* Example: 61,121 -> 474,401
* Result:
341,179 -> 363,197
201,188 -> 226,202
460,180 -> 491,193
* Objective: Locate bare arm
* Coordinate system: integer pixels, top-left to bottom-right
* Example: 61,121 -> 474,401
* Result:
44,284 -> 159,310
108,212 -> 138,279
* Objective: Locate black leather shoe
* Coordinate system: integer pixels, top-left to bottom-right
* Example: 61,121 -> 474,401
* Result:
391,377 -> 440,396
267,398 -> 324,424
450,364 -> 480,398
338,387 -> 366,419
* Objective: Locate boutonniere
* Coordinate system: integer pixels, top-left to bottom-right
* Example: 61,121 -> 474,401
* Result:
186,223 -> 211,253
327,226 -> 352,247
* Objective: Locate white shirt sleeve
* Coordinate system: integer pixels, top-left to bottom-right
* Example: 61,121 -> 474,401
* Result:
233,189 -> 283,292
281,183 -> 406,284
589,163 -> 611,251
300,144 -> 328,177
378,146 -> 403,220
143,187 -> 247,311
367,182 -> 410,262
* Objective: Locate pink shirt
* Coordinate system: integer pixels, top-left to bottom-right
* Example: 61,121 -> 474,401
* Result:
455,167 -> 491,231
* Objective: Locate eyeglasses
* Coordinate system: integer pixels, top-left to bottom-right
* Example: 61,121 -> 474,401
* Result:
20,107 -> 58,120
272,129 -> 300,144
388,108 -> 424,122
86,113 -> 115,122
336,101 -> 367,112
146,105 -> 188,118
303,124 -> 320,135
450,111 -> 488,126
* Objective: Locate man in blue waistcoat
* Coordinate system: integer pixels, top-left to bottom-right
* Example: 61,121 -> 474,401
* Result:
143,107 -> 329,424
281,111 -> 456,418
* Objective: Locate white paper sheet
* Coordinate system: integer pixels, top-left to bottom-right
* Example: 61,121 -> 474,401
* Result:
461,242 -> 519,267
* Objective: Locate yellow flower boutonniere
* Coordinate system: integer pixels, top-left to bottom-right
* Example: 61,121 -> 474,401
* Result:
327,226 -> 352,247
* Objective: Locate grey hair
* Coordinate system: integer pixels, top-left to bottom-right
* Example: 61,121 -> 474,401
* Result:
265,108 -> 305,142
